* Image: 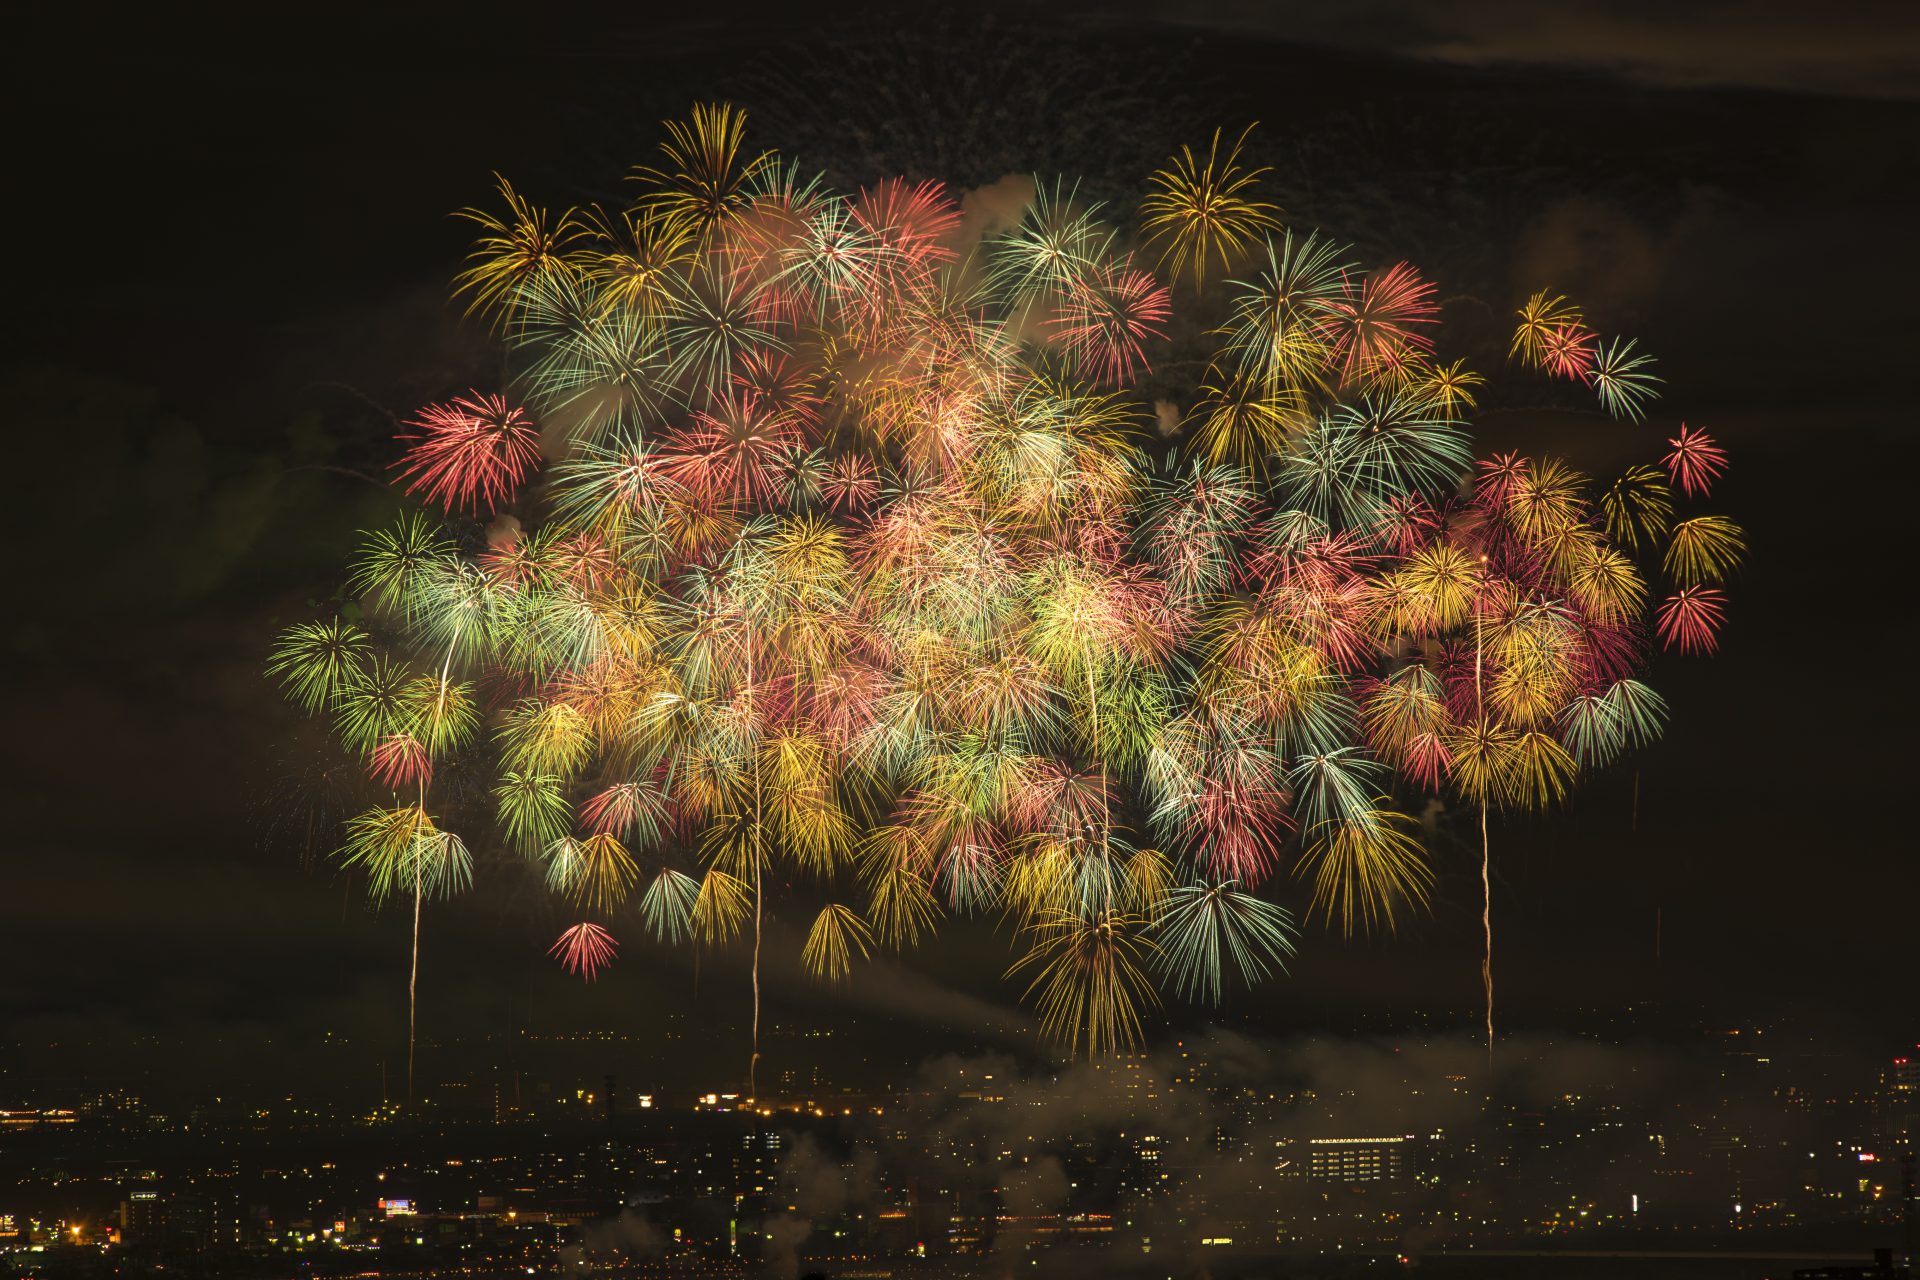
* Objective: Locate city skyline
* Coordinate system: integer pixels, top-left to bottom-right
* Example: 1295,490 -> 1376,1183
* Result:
4,1006 -> 1917,1273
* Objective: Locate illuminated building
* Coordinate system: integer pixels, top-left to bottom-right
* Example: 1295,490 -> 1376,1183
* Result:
120,1189 -> 165,1241
1274,1135 -> 1416,1184
1881,1050 -> 1918,1149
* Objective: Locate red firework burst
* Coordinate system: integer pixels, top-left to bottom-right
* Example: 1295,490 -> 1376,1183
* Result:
1538,322 -> 1598,382
550,922 -> 619,980
368,732 -> 433,789
1656,586 -> 1727,655
1049,257 -> 1171,385
1663,424 -> 1729,498
853,177 -> 961,277
1322,262 -> 1438,385
395,393 -> 542,514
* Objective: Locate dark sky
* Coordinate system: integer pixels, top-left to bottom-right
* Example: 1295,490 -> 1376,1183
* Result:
4,3 -> 1917,1094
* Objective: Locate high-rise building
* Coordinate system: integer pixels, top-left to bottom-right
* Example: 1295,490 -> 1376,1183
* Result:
119,1190 -> 164,1241
1273,1135 -> 1417,1184
1881,1051 -> 1918,1151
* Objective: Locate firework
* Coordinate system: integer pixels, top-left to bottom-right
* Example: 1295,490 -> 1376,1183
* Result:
631,101 -> 775,244
1590,337 -> 1664,421
395,393 -> 543,515
1141,125 -> 1281,291
1322,262 -> 1439,388
1510,291 -> 1582,366
1656,585 -> 1728,655
1663,423 -> 1729,497
272,104 -> 1739,1076
551,922 -> 619,980
454,175 -> 583,326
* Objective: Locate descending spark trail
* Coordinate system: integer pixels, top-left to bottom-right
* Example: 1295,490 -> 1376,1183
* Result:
1481,802 -> 1493,1067
409,859 -> 420,1105
267,104 -> 1741,1068
1476,597 -> 1493,1070
749,643 -> 763,1101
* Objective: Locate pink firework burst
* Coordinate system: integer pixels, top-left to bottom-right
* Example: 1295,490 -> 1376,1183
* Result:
1575,617 -> 1647,687
1663,424 -> 1729,498
1398,732 -> 1453,792
1322,262 -> 1438,385
550,922 -> 619,980
395,393 -> 542,514
660,390 -> 804,509
552,533 -> 617,591
1538,322 -> 1598,382
580,778 -> 672,840
820,453 -> 881,512
732,348 -> 825,440
1187,769 -> 1292,885
854,178 -> 961,279
1473,451 -> 1531,510
1656,586 -> 1727,655
1373,494 -> 1445,559
368,732 -> 433,789
1049,257 -> 1171,385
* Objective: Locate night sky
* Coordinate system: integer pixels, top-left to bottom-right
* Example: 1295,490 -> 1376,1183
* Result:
5,3 -> 1917,1096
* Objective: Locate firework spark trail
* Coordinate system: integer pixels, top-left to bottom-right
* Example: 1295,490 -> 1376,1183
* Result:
267,104 -> 1741,1066
1481,801 -> 1492,1067
409,860 -> 422,1104
749,643 -> 763,1101
1476,595 -> 1492,1071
